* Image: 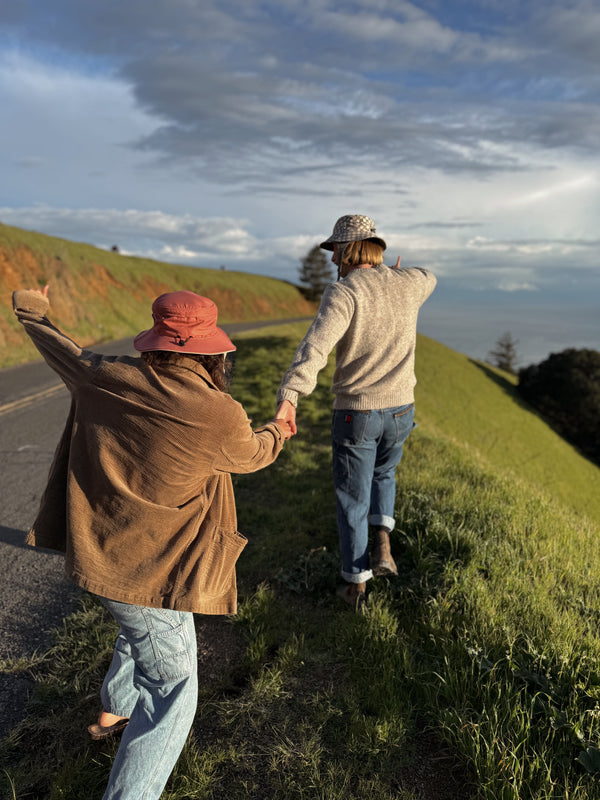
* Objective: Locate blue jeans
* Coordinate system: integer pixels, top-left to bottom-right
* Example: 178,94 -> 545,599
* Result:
331,404 -> 415,583
97,596 -> 198,800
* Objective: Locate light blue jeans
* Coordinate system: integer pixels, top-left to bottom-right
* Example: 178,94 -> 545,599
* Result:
331,404 -> 415,583
97,596 -> 198,800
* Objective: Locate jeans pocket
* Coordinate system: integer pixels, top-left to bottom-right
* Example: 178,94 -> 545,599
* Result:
332,410 -> 371,445
392,403 -> 415,443
151,620 -> 194,682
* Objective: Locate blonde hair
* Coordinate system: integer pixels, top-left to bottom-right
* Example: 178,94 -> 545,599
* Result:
340,240 -> 384,268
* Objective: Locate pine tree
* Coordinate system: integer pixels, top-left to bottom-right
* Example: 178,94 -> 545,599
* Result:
298,245 -> 335,301
487,332 -> 520,374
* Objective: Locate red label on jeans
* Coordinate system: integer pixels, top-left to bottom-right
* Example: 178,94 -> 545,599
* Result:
345,415 -> 352,422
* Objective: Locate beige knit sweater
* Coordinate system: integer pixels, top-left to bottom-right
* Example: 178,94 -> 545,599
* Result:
277,265 -> 436,410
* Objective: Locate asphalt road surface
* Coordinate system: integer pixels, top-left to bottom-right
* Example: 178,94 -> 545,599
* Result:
0,317 -> 309,738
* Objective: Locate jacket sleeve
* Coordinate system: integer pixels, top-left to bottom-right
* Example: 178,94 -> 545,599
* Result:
276,283 -> 354,407
213,398 -> 287,474
12,289 -> 103,389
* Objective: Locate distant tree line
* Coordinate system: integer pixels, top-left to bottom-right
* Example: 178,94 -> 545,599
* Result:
518,348 -> 600,466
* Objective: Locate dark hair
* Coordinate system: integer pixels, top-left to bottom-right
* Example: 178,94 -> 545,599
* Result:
141,351 -> 232,392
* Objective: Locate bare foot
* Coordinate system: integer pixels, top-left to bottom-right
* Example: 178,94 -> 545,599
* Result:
98,710 -> 128,727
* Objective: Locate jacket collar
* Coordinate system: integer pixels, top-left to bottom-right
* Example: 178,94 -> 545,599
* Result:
163,356 -> 220,390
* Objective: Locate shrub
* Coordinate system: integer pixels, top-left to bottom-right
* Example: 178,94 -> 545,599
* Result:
518,348 -> 600,464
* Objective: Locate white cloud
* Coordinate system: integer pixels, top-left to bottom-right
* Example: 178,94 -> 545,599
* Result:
506,174 -> 597,207
497,281 -> 537,292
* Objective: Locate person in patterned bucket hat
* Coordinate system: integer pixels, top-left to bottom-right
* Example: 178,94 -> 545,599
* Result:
277,215 -> 437,609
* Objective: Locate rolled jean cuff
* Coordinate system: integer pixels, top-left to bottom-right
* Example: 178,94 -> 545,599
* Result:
341,568 -> 373,584
368,514 -> 395,532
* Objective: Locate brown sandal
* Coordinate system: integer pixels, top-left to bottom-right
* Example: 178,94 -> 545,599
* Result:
88,718 -> 129,740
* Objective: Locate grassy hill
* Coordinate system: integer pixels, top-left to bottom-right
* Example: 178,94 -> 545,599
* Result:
3,310 -> 600,794
0,223 -> 315,368
414,334 -> 600,524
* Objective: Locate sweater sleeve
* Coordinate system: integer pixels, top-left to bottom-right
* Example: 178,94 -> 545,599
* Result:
213,398 -> 287,474
396,267 -> 437,302
276,283 -> 354,407
12,289 -> 102,389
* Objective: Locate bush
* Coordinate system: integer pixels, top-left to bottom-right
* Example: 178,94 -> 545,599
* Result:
518,348 -> 600,464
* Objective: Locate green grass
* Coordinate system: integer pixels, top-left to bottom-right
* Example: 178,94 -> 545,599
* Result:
2,324 -> 600,799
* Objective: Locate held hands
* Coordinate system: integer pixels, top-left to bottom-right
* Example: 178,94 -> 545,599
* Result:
272,418 -> 294,440
275,399 -> 297,437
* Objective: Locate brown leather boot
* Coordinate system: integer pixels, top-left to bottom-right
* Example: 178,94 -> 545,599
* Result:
371,529 -> 398,576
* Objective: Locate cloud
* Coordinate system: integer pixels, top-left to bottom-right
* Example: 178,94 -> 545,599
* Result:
536,1 -> 600,69
505,175 -> 597,206
406,220 -> 484,230
0,205 -> 256,256
3,0 -> 599,190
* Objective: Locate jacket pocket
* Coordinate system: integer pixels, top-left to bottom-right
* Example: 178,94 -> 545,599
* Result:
197,529 -> 248,598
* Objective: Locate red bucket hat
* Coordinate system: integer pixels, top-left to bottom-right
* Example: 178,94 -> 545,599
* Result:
133,291 -> 236,355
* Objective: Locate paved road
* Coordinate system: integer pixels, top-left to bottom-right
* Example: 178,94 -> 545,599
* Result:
0,317 -> 310,738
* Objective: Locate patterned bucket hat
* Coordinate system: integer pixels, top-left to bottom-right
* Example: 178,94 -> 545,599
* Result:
320,214 -> 386,251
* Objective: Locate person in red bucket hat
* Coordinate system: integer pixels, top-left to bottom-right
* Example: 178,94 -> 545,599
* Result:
12,285 -> 292,800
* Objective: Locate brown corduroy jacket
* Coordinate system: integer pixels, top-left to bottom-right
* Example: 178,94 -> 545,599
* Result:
13,290 -> 287,615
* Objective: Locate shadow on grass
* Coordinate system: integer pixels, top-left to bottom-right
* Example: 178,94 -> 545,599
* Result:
469,358 -> 541,414
469,358 -> 519,394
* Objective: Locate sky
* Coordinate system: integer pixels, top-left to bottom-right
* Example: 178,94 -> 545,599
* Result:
0,0 -> 598,366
